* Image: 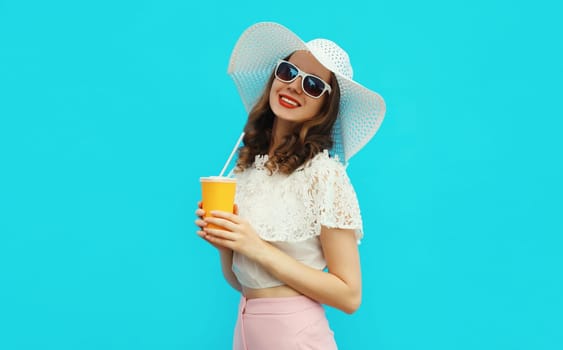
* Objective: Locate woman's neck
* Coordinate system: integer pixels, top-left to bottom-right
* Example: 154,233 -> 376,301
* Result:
269,118 -> 295,156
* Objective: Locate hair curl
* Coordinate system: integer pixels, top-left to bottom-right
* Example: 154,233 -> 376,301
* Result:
235,64 -> 341,175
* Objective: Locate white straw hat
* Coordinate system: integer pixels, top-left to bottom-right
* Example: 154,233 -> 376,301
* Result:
228,22 -> 386,164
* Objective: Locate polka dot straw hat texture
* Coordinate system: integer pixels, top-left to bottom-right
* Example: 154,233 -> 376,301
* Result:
228,22 -> 386,164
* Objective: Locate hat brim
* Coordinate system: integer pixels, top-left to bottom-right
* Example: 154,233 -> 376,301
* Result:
228,22 -> 386,163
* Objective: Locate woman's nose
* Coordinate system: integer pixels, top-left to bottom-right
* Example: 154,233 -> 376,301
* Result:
286,76 -> 303,94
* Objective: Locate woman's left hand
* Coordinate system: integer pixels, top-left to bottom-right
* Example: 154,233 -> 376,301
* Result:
202,211 -> 270,262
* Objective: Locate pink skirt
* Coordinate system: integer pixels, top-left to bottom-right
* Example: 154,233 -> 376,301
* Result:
233,295 -> 338,350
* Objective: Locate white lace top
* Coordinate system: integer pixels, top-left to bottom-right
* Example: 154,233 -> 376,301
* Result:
232,150 -> 363,289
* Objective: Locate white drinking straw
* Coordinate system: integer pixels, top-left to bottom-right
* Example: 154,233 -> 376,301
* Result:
219,132 -> 245,177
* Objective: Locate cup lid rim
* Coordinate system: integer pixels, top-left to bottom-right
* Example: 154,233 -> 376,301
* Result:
199,176 -> 237,182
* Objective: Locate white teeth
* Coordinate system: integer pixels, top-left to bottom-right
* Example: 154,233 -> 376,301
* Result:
281,96 -> 298,106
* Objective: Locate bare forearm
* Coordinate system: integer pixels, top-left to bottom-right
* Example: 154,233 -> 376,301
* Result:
256,245 -> 361,314
219,249 -> 242,292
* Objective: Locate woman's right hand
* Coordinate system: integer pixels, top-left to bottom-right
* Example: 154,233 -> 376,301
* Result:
195,201 -> 231,253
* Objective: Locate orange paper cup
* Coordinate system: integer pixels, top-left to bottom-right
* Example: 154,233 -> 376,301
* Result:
200,176 -> 237,229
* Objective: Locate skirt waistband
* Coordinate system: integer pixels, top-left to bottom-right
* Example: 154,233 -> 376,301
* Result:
240,295 -> 322,315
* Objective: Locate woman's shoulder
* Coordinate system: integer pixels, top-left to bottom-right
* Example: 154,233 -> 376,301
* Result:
302,150 -> 346,173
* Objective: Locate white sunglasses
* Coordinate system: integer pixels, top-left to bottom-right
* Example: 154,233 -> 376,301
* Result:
274,60 -> 332,99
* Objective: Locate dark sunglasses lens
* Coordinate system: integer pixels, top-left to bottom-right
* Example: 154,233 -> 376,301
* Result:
276,62 -> 298,82
304,76 -> 325,97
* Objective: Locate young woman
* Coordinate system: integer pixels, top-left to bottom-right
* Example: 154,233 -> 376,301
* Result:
195,22 -> 386,350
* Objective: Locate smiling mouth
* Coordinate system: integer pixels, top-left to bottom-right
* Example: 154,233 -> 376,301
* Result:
279,94 -> 300,108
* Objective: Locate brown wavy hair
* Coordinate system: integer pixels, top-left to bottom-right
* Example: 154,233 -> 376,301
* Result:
235,62 -> 341,175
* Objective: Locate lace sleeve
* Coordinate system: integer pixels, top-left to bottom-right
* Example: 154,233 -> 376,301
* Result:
309,153 -> 364,243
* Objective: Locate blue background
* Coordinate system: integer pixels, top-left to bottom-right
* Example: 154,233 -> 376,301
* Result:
1,0 -> 562,349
